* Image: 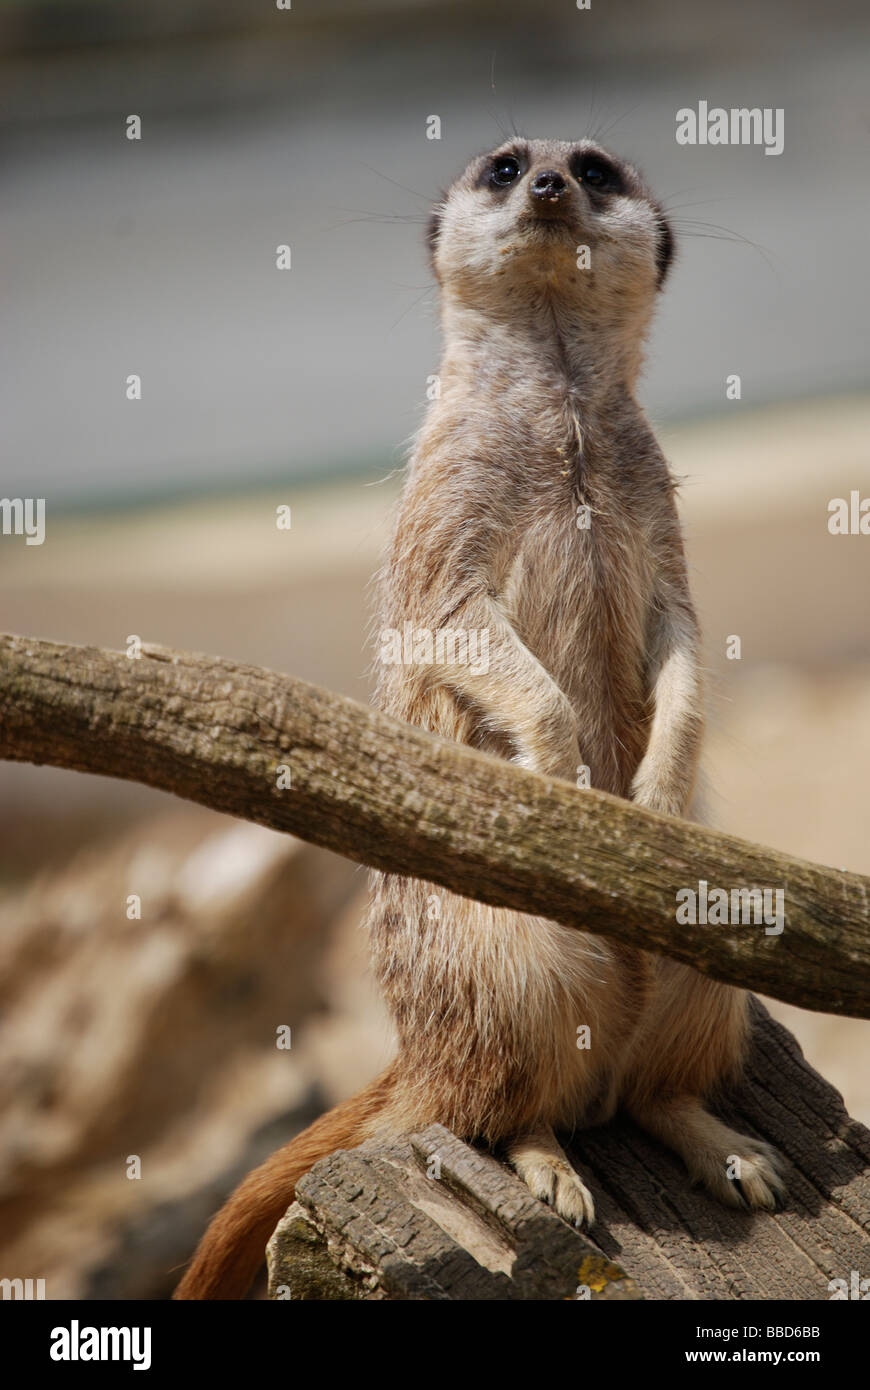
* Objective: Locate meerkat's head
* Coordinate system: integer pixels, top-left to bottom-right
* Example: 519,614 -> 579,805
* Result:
428,138 -> 673,332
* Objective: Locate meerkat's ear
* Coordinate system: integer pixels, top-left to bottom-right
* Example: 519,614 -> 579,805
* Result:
656,213 -> 675,289
427,205 -> 444,276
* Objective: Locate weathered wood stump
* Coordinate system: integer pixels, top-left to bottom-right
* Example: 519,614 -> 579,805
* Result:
267,1000 -> 870,1300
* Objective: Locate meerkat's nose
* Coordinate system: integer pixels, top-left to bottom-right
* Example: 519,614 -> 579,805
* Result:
530,170 -> 568,202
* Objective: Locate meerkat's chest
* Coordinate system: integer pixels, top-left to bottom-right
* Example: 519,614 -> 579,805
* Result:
506,489 -> 649,623
501,490 -> 654,714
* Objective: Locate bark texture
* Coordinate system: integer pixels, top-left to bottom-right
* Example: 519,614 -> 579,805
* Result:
1,633 -> 869,1016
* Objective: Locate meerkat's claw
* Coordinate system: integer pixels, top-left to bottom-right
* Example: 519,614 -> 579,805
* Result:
507,1129 -> 596,1229
517,1156 -> 596,1229
694,1137 -> 788,1213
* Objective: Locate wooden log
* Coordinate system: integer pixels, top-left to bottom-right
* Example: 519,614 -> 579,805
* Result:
1,634 -> 869,1016
267,1125 -> 641,1301
266,1000 -> 870,1300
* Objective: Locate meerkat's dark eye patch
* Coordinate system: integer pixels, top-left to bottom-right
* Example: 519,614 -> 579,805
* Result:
489,154 -> 522,188
570,153 -> 623,194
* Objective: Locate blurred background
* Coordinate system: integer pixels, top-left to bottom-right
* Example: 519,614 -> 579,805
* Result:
1,0 -> 868,1297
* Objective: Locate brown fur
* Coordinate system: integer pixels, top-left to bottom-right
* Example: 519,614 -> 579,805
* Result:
175,138 -> 785,1298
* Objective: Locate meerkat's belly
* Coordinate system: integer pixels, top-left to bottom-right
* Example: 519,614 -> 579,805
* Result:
370,498 -> 659,1137
369,871 -> 651,1139
503,511 -> 653,796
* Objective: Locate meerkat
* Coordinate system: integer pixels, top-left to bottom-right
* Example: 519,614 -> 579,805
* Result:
175,137 -> 785,1300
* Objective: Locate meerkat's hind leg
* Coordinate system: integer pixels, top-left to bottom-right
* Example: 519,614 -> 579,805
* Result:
506,1125 -> 595,1229
629,1095 -> 787,1212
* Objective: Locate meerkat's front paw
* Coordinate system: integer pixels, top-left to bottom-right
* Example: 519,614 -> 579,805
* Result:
507,1129 -> 595,1229
691,1134 -> 787,1212
630,774 -> 685,819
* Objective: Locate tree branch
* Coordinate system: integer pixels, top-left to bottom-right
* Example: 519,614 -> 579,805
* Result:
1,633 -> 868,1017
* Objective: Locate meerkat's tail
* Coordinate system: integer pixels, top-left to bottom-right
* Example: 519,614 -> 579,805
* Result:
173,1065 -> 397,1300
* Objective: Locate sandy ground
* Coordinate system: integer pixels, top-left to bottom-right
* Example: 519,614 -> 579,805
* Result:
1,394 -> 868,1120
